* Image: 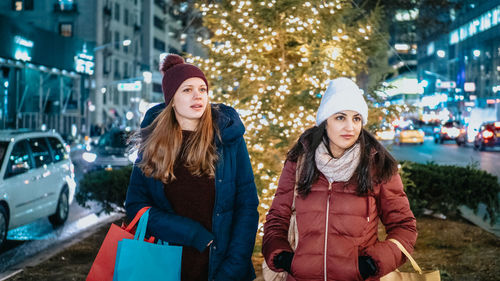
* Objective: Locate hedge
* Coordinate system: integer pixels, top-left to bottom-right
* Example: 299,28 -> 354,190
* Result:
76,162 -> 500,224
402,161 -> 500,224
75,166 -> 132,214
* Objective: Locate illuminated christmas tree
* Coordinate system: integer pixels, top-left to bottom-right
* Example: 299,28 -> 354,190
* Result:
188,0 -> 388,237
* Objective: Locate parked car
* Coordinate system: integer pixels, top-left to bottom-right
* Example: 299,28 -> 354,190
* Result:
0,129 -> 76,248
434,121 -> 466,145
473,121 -> 500,151
394,124 -> 425,145
73,128 -> 135,173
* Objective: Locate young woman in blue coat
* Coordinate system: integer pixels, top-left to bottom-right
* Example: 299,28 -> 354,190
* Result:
125,54 -> 259,281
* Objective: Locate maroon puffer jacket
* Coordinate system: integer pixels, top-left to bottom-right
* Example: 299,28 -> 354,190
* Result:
263,160 -> 417,281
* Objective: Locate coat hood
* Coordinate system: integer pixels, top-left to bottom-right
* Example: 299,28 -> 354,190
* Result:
140,103 -> 245,144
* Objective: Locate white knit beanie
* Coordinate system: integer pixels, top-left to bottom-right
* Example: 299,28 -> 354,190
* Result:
315,78 -> 368,126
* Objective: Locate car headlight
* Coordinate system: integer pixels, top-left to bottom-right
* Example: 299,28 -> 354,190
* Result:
82,152 -> 97,163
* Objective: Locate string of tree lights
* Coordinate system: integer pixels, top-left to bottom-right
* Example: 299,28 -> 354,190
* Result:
188,0 -> 402,237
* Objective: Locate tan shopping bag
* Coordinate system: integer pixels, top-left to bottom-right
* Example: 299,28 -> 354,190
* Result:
381,239 -> 441,281
262,157 -> 302,281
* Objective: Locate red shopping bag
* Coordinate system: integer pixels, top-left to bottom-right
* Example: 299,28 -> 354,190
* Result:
86,207 -> 154,281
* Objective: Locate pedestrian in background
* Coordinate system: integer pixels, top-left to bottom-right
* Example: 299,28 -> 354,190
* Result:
263,78 -> 417,280
125,54 -> 259,281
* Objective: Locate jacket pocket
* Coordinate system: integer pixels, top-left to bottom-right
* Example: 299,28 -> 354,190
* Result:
290,252 -> 323,280
354,247 -> 364,281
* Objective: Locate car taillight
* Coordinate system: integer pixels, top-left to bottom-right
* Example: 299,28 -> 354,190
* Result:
482,130 -> 494,139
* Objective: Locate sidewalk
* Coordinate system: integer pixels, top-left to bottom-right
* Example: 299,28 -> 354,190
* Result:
459,204 -> 500,237
3,216 -> 500,281
1,218 -> 118,281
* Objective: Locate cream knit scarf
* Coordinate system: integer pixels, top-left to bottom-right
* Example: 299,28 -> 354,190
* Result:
315,141 -> 360,183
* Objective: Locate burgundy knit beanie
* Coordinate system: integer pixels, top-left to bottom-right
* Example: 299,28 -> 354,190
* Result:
160,54 -> 208,105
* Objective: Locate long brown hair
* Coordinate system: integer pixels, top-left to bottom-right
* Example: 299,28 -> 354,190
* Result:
138,102 -> 218,183
287,123 -> 398,197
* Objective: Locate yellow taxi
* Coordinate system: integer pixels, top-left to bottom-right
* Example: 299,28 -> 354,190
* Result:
394,124 -> 425,145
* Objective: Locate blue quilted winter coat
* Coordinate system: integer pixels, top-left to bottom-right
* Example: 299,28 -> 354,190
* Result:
125,103 -> 259,280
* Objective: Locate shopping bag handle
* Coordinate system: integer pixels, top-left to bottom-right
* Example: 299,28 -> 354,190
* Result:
387,239 -> 423,274
125,206 -> 151,232
134,208 -> 150,241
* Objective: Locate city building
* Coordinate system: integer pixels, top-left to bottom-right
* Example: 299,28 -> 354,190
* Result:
0,13 -> 93,139
2,0 -> 79,37
0,0 -> 199,131
376,6 -> 421,108
141,0 -> 184,104
89,0 -> 143,130
388,8 -> 418,76
417,0 -> 500,125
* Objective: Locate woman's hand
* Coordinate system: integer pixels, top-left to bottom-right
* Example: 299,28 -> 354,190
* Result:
358,256 -> 377,279
273,251 -> 294,273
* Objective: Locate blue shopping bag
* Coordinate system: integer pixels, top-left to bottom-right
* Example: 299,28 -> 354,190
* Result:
113,209 -> 183,281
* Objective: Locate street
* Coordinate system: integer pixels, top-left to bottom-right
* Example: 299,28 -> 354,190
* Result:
384,138 -> 500,180
384,137 -> 500,236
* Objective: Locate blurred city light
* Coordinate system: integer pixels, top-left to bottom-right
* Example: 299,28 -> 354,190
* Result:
82,152 -> 97,163
117,81 -> 142,92
126,111 -> 134,120
71,124 -> 78,137
128,149 -> 138,163
464,82 -> 476,92
142,71 -> 152,84
159,52 -> 168,62
395,44 -> 410,52
14,49 -> 31,61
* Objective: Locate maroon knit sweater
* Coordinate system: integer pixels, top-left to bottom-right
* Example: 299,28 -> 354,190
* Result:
163,130 -> 215,281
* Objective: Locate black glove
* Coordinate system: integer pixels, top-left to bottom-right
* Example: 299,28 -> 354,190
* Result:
273,251 -> 294,273
358,256 -> 377,279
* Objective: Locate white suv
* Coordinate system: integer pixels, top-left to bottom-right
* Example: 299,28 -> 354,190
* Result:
0,130 -> 76,248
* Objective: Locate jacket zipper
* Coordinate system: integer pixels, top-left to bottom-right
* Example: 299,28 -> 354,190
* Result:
209,148 -> 223,280
324,181 -> 332,281
209,183 -> 218,281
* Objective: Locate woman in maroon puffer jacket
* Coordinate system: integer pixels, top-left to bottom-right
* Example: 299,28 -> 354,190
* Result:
263,78 -> 417,281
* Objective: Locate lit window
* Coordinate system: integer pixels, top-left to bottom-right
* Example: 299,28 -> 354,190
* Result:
12,0 -> 33,11
60,23 -> 73,37
15,1 -> 22,10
